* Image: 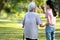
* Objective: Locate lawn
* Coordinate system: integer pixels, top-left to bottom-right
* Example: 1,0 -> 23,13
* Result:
0,23 -> 60,40
0,14 -> 60,40
0,27 -> 60,40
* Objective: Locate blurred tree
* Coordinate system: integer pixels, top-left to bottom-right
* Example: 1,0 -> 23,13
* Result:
35,0 -> 46,13
0,0 -> 59,18
0,0 -> 4,12
58,0 -> 60,17
36,0 -> 44,6
0,0 -> 4,17
48,0 -> 51,1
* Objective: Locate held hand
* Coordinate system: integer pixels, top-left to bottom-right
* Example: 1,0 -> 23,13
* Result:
40,23 -> 46,27
45,22 -> 49,26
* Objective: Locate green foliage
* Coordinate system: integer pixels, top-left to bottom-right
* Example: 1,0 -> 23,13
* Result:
4,7 -> 11,13
36,0 -> 44,6
0,0 -> 4,11
0,0 -> 59,18
52,0 -> 58,11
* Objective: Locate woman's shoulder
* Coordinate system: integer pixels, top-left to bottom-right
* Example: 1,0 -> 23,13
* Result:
25,12 -> 29,15
32,12 -> 39,16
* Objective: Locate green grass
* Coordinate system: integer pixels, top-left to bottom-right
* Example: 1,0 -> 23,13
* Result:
0,13 -> 60,40
0,27 -> 23,40
0,21 -> 59,40
0,27 -> 60,40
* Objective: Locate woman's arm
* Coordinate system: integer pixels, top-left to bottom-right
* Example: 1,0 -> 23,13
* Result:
22,15 -> 26,28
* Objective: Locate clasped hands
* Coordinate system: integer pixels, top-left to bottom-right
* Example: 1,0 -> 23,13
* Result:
40,22 -> 48,27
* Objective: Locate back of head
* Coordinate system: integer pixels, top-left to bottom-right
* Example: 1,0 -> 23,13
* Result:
46,0 -> 57,17
28,2 -> 36,11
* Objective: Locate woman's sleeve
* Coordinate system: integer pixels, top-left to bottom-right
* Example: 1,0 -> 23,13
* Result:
22,16 -> 26,28
36,15 -> 42,25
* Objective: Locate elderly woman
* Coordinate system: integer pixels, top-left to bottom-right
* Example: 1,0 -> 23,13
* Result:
22,2 -> 45,40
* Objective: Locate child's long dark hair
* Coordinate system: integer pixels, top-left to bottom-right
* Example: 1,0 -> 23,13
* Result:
46,1 -> 57,17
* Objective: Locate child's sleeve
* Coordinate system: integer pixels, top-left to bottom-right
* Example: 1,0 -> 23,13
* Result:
46,12 -> 48,18
47,13 -> 52,24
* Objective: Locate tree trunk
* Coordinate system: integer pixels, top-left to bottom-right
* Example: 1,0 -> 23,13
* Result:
0,0 -> 4,17
58,0 -> 60,17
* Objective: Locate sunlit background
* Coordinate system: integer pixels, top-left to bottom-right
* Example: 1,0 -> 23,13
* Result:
0,0 -> 60,40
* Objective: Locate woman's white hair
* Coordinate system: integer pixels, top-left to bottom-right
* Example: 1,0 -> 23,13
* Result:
28,2 -> 36,11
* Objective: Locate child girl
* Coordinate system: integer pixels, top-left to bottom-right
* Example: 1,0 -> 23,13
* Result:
45,1 -> 57,40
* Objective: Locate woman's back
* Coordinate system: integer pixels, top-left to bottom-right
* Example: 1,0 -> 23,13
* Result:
24,12 -> 42,39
